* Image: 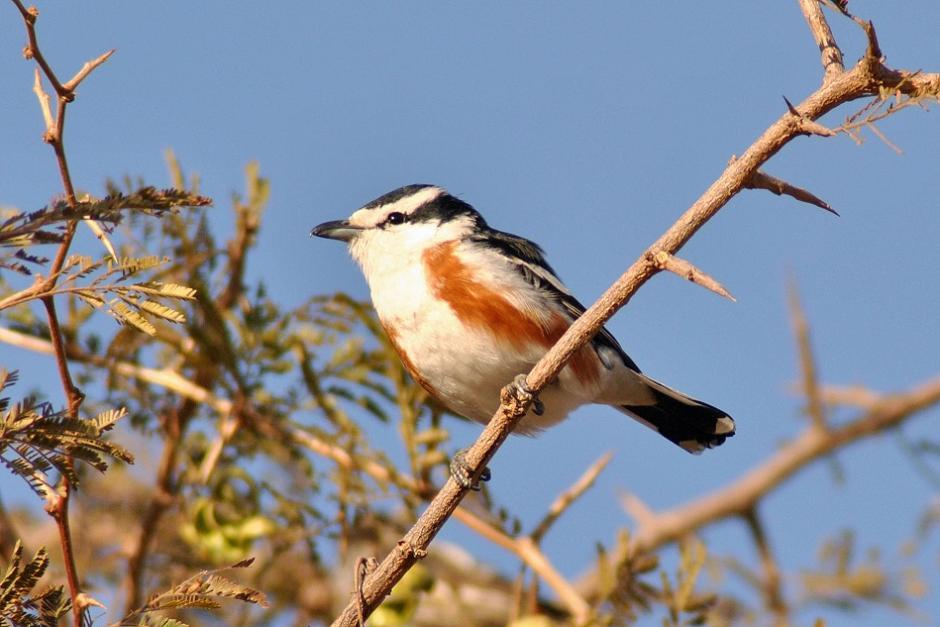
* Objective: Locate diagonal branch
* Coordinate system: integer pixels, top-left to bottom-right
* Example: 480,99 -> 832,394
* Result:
332,21 -> 940,626
531,452 -> 613,543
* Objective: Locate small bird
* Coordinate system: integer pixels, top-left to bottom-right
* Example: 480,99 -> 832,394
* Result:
312,185 -> 734,461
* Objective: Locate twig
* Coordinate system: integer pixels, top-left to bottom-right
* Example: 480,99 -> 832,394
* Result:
798,0 -> 844,81
619,492 -> 657,533
43,287 -> 85,626
650,251 -> 736,302
816,384 -> 881,409
857,17 -> 883,61
354,557 -> 376,627
746,169 -> 838,215
742,508 -> 788,624
197,412 -> 241,483
62,48 -> 116,92
11,0 -> 65,96
123,427 -> 181,612
31,68 -> 54,131
788,281 -> 827,429
515,537 -> 590,622
451,504 -> 590,621
865,121 -> 903,155
531,452 -> 613,543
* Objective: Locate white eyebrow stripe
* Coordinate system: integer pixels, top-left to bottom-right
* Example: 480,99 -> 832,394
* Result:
348,186 -> 445,227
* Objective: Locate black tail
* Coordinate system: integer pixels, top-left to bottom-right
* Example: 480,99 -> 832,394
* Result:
619,376 -> 735,454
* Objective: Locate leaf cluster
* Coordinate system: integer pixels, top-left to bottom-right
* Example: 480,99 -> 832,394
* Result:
593,532 -> 715,626
0,187 -> 210,274
116,558 -> 268,627
0,542 -> 69,627
800,530 -> 926,616
0,369 -> 132,501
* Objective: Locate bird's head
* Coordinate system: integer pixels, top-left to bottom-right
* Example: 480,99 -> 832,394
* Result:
311,184 -> 484,277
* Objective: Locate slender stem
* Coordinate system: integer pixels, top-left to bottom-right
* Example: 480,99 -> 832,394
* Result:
743,508 -> 788,624
42,296 -> 83,627
9,1 -> 113,622
531,452 -> 612,543
42,294 -> 82,412
51,98 -> 77,206
10,0 -> 67,95
788,281 -> 827,429
124,419 -> 181,612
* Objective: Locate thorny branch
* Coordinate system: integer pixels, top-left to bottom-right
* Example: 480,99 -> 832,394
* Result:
1,2 -> 937,625
0,325 -> 596,620
9,1 -> 116,623
332,7 -> 940,625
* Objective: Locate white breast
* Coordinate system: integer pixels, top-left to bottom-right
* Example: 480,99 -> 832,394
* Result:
349,231 -> 598,432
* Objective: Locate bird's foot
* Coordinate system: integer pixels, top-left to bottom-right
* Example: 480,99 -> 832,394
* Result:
510,373 -> 543,416
450,448 -> 491,490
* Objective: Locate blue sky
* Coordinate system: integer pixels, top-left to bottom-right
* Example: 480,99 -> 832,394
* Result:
2,2 -> 939,624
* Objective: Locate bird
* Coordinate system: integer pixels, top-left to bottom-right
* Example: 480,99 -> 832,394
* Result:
311,184 -> 734,472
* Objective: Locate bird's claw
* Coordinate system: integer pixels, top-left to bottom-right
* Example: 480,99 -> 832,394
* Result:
511,374 -> 543,416
450,448 -> 491,490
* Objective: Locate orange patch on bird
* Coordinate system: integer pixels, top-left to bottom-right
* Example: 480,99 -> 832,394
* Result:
381,322 -> 441,399
422,241 -> 600,387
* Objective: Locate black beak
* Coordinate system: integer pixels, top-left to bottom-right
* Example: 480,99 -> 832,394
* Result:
310,220 -> 362,242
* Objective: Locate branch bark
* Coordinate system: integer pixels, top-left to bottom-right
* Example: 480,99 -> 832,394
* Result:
332,13 -> 940,625
798,0 -> 845,81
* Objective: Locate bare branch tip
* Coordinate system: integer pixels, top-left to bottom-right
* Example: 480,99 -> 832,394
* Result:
620,491 -> 656,530
63,48 -> 117,92
787,280 -> 828,429
859,19 -> 883,60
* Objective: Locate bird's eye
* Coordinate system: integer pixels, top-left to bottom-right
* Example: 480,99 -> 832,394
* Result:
386,212 -> 406,225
